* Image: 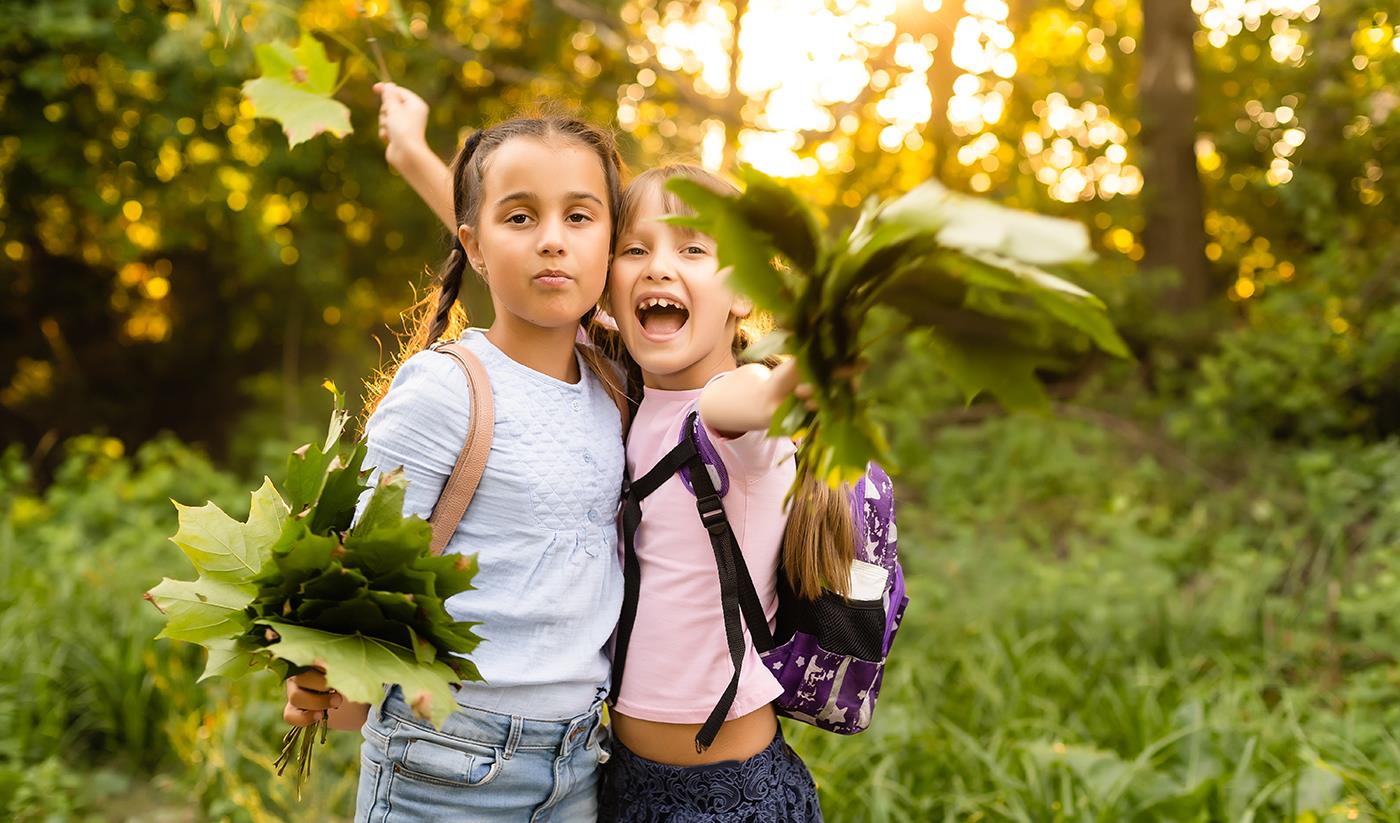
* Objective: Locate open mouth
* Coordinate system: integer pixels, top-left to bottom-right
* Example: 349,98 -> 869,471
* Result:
635,296 -> 690,339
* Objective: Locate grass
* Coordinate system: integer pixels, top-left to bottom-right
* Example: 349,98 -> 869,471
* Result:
2,410 -> 1398,821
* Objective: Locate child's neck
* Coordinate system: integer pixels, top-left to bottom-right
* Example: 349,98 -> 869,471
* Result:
642,348 -> 737,392
484,316 -> 581,384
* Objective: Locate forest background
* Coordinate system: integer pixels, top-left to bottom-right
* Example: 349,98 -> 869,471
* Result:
2,0 -> 1398,819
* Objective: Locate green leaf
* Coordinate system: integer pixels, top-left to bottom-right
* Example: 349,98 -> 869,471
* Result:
241,32 -> 351,148
369,564 -> 438,599
939,251 -> 1130,358
308,441 -> 369,534
365,589 -> 419,624
257,620 -> 461,728
281,445 -> 341,520
927,329 -> 1058,411
665,178 -> 793,312
169,477 -> 288,583
933,196 -> 1095,267
344,468 -> 434,577
297,564 -> 370,602
299,598 -> 408,647
269,521 -> 340,583
741,330 -> 792,363
733,166 -> 823,272
409,550 -> 479,600
444,656 -> 484,683
199,637 -> 265,682
147,577 -> 255,643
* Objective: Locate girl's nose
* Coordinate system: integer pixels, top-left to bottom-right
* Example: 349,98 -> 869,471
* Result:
644,257 -> 676,281
538,220 -> 567,257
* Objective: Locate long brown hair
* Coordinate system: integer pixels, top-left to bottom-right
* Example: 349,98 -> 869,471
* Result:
363,108 -> 627,422
618,164 -> 855,600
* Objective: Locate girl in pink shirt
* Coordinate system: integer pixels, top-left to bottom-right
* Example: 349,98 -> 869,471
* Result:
600,166 -> 852,822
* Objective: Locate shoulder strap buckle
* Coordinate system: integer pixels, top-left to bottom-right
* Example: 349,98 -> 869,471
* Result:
696,492 -> 727,534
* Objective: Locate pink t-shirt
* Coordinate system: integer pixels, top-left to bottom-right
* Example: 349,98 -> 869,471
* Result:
612,382 -> 797,723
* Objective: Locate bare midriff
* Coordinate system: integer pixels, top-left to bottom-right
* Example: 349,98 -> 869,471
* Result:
611,704 -> 777,766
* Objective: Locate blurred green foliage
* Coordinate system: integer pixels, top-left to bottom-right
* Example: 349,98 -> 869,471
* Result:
5,400 -> 1400,820
2,0 -> 1397,461
2,0 -> 1398,819
0,437 -> 360,821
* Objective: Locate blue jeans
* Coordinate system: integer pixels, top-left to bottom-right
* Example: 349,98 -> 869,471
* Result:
356,686 -> 608,822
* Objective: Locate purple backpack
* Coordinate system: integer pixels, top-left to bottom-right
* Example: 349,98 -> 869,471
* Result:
609,411 -> 908,751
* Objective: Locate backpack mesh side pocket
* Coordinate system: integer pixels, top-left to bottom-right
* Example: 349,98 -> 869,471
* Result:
797,592 -> 885,662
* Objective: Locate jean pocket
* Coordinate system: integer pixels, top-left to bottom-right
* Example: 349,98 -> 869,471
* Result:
392,734 -> 502,789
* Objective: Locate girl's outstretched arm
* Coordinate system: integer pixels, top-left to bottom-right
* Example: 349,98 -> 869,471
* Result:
698,358 -> 801,437
374,82 -> 455,231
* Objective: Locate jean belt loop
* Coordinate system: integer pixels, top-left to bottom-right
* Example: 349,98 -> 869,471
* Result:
504,715 -> 523,760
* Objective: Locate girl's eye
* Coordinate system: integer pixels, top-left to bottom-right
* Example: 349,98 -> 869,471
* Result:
566,212 -> 592,223
506,213 -> 531,225
622,247 -> 647,257
685,245 -> 709,255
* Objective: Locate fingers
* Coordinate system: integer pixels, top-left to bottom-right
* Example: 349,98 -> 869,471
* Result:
283,703 -> 326,726
288,688 -> 341,712
291,669 -> 330,692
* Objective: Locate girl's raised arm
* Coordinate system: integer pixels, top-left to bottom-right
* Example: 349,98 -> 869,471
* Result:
374,82 -> 456,231
698,358 -> 802,437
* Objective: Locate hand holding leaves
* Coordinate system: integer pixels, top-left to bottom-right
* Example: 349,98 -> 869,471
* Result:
146,390 -> 481,791
667,168 -> 1130,487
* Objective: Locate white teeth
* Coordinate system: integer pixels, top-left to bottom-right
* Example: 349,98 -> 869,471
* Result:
637,297 -> 684,311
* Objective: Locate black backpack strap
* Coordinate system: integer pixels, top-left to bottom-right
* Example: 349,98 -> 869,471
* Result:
609,435 -> 700,707
609,411 -> 779,754
684,415 -> 774,654
681,413 -> 775,752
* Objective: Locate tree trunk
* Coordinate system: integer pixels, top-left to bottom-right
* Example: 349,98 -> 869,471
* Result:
722,0 -> 749,172
1138,0 -> 1211,311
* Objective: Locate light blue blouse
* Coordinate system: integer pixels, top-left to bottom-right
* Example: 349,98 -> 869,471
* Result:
356,329 -> 625,720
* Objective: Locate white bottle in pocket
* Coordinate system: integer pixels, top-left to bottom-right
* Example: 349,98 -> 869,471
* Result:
848,559 -> 889,604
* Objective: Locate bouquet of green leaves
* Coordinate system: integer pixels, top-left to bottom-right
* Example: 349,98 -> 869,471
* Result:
668,169 -> 1131,486
145,385 -> 482,789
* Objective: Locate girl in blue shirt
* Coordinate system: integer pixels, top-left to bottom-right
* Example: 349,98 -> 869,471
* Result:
283,110 -> 629,821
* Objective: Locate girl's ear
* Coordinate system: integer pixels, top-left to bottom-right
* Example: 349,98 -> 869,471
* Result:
460,225 -> 486,274
730,295 -> 753,321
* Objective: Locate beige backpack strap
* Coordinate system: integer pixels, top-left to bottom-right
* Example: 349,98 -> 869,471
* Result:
576,342 -> 632,432
428,341 -> 494,556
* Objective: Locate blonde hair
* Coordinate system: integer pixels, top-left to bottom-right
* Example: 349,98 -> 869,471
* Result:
619,164 -> 855,601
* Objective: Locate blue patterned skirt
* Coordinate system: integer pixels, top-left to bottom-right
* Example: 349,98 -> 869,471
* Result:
598,726 -> 823,822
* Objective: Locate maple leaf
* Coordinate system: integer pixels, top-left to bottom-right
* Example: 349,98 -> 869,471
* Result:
146,577 -> 255,643
255,620 -> 460,728
242,32 -> 351,148
149,388 -> 484,789
168,478 -> 288,583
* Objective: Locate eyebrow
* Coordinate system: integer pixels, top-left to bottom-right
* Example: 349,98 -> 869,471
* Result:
494,191 -> 605,208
